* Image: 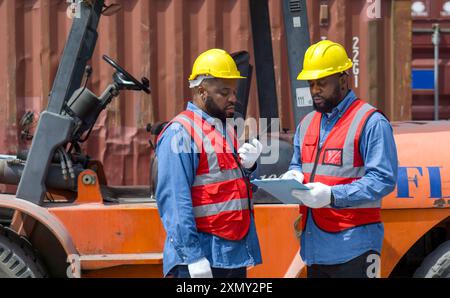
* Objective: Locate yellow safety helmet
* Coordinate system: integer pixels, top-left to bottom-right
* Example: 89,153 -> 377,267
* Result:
188,48 -> 245,81
297,40 -> 353,81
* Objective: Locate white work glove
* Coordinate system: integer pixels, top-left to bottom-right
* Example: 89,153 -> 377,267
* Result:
281,169 -> 304,183
188,257 -> 213,278
238,138 -> 263,169
291,182 -> 331,208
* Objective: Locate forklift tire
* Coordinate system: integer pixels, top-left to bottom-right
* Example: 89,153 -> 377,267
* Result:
0,226 -> 48,278
413,240 -> 450,278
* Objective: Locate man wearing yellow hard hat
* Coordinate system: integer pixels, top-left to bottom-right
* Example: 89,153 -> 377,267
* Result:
155,49 -> 263,278
282,40 -> 398,278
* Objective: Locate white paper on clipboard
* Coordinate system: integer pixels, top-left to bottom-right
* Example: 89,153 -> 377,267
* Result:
251,178 -> 310,204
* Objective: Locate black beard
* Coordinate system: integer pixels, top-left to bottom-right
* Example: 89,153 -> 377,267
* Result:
312,84 -> 341,113
313,99 -> 336,114
204,96 -> 228,121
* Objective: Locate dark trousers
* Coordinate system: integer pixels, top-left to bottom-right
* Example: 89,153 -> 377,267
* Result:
307,250 -> 380,278
167,265 -> 247,278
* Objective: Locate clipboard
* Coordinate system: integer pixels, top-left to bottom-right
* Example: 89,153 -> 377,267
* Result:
251,179 -> 310,204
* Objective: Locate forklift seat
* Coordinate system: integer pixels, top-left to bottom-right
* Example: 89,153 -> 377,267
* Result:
101,185 -> 156,204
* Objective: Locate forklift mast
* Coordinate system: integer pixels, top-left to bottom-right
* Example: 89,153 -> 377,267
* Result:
247,0 -> 312,129
16,1 -> 105,205
282,0 -> 313,125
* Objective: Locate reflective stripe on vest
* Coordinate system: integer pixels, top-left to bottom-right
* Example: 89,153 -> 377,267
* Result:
175,114 -> 243,187
302,163 -> 365,178
298,99 -> 382,233
161,110 -> 251,240
301,102 -> 374,180
193,198 -> 249,217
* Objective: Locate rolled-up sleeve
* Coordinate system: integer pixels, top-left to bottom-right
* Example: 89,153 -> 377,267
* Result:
155,123 -> 204,264
331,113 -> 398,208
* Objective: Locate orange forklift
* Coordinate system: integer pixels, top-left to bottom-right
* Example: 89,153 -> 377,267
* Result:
0,0 -> 449,278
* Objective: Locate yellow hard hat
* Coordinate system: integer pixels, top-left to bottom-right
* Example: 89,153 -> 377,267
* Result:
188,48 -> 245,81
297,40 -> 353,80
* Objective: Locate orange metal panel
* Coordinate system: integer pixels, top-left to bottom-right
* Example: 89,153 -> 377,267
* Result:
81,264 -> 163,278
383,121 -> 450,209
44,201 -> 450,277
76,170 -> 103,204
47,202 -> 304,277
247,205 -> 301,278
381,208 -> 450,277
80,253 -> 163,270
49,203 -> 165,255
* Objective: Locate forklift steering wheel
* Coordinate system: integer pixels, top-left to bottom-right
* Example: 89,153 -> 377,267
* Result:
102,55 -> 150,94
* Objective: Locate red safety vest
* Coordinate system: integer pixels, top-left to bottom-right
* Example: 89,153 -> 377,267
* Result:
298,99 -> 382,233
158,110 -> 251,241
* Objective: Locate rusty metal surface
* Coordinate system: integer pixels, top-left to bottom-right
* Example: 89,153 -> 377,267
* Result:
412,0 -> 450,120
0,0 -> 412,186
307,0 -> 412,121
80,253 -> 163,270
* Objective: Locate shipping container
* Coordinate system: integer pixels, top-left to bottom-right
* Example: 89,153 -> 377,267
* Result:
0,0 -> 411,187
411,0 -> 450,120
307,0 -> 411,121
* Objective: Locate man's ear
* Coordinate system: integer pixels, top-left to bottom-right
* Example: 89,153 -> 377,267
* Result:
199,83 -> 210,99
339,74 -> 348,90
197,86 -> 206,99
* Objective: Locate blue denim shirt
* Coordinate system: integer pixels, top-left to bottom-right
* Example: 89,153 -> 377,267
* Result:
289,90 -> 398,265
156,102 -> 262,276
